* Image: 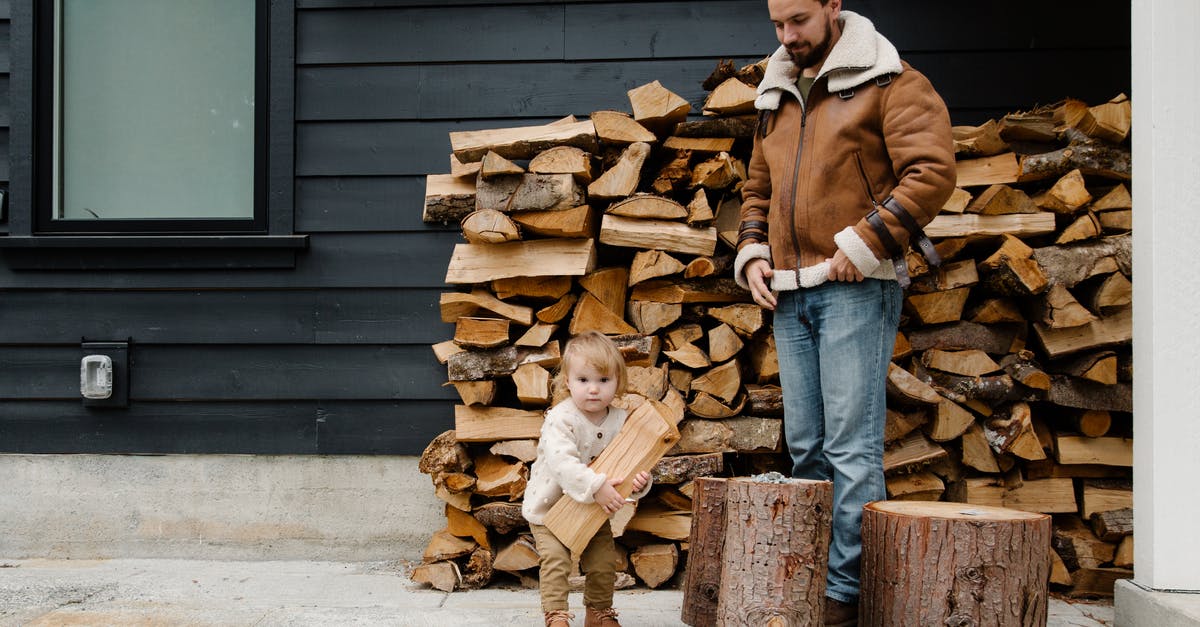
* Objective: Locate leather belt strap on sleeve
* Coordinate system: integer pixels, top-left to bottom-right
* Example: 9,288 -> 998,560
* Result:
865,209 -> 911,289
881,196 -> 941,267
739,220 -> 769,233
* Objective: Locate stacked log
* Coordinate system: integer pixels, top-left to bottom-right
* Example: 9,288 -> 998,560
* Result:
415,60 -> 1134,598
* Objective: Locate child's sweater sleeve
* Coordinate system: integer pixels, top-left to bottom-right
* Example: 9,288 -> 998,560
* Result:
539,411 -> 608,503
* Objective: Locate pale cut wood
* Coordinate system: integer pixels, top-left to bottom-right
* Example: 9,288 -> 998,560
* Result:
1055,212 -> 1103,245
450,119 -> 598,163
1080,480 -> 1132,520
600,214 -> 718,257
749,333 -> 780,384
904,286 -> 970,325
445,503 -> 491,550
1077,93 -> 1131,143
981,256 -> 1049,298
536,293 -> 578,324
965,184 -> 1038,215
687,391 -> 745,420
432,339 -> 465,365
716,478 -> 833,626
941,187 -> 973,214
627,301 -> 681,335
663,342 -> 711,369
411,561 -> 460,592
1034,306 -> 1131,359
626,364 -> 668,402
445,238 -> 596,284
480,150 -> 525,178
627,80 -> 691,130
510,204 -> 596,239
514,322 -> 559,348
969,298 -> 1025,324
1054,434 -> 1132,467
884,431 -> 948,474
702,77 -> 758,115
461,209 -> 520,244
612,334 -> 662,368
424,173 -> 477,224
1000,352 -> 1052,391
1035,169 -> 1092,214
489,439 -> 539,462
707,323 -> 744,364
473,452 -> 528,500
885,408 -> 927,444
860,501 -> 1050,627
663,136 -> 736,153
1113,537 -> 1133,570
1098,210 -> 1132,232
1050,549 -> 1072,587
908,259 -> 979,294
440,289 -> 534,325
1055,350 -> 1118,385
690,152 -> 742,190
424,528 -> 476,563
588,142 -> 652,200
493,534 -> 540,573
924,398 -> 975,442
454,316 -> 510,349
512,362 -> 551,407
686,188 -> 715,227
886,362 -> 941,407
955,152 -> 1021,187
629,249 -> 685,285
606,194 -> 688,220
651,148 -> 694,195
569,293 -> 637,335
684,257 -> 715,278
630,543 -> 679,589
984,402 -> 1046,461
543,400 -> 682,554
1053,516 -> 1116,571
707,303 -> 764,336
625,503 -> 692,541
1033,283 -> 1097,329
885,470 -> 945,501
450,153 -> 482,178
527,145 -> 593,183
921,349 -> 1001,377
434,481 -> 472,511
454,405 -> 544,442
1075,410 -> 1113,438
452,380 -> 497,406
960,422 -> 1001,473
690,360 -> 742,405
1092,184 -> 1132,211
924,212 -> 1056,238
964,476 -> 1077,513
1068,568 -> 1130,598
590,110 -> 657,144
952,119 -> 1008,157
475,172 -> 584,214
579,267 -> 629,316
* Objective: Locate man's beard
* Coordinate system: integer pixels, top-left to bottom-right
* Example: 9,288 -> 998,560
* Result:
787,21 -> 833,70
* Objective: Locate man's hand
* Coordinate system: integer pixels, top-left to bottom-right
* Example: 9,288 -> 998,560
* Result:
594,477 -> 626,516
745,258 -> 777,310
827,249 -> 864,282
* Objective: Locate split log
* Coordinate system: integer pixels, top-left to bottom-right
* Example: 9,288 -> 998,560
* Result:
702,77 -> 758,115
606,194 -> 688,220
461,209 -> 520,244
663,136 -> 736,154
691,360 -> 742,405
924,398 -> 975,442
1080,272 -> 1132,312
630,543 -> 679,589
543,400 -> 682,553
589,142 -> 652,201
473,501 -> 526,535
447,343 -> 560,381
452,380 -> 497,406
454,317 -> 510,349
962,476 -> 1077,514
983,402 -> 1046,461
450,119 -> 598,163
673,114 -> 757,139
600,214 -> 718,257
1034,169 -> 1092,214
528,145 -> 594,183
1033,306 -> 1131,359
980,256 -> 1049,298
454,405 -> 545,442
1090,507 -> 1133,542
908,321 -> 1022,355
1052,516 -> 1116,571
885,470 -> 945,501
952,119 -> 1008,157
440,289 -> 534,326
424,174 -> 478,223
925,212 -> 1056,238
955,152 -> 1021,187
510,203 -> 596,239
1055,212 -> 1103,245
627,80 -> 691,132
1032,234 -> 1130,288
418,429 -> 471,476
590,110 -> 657,145
1092,184 -> 1132,211
686,188 -> 716,227
966,184 -> 1038,215
514,322 -> 559,348
999,352 -> 1051,391
691,152 -> 743,190
412,561 -> 460,592
904,287 -> 970,325
1079,479 -> 1132,520
860,501 -> 1051,627
490,439 -> 538,462
627,301 -> 682,335
1054,351 -> 1118,385
885,408 -> 928,444
480,151 -> 524,178
625,504 -> 692,542
493,534 -> 540,574
1068,567 -> 1131,598
513,363 -> 551,407
921,348 -> 1001,377
884,431 -> 949,474
1074,410 -> 1113,438
629,249 -> 686,285
629,278 -> 746,304
1113,537 -> 1133,570
445,238 -> 596,284
716,478 -> 833,626
537,293 -> 578,324
1053,434 -> 1132,467
707,323 -> 744,363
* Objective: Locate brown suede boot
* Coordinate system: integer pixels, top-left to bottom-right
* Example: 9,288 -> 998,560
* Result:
584,606 -> 621,627
544,610 -> 573,627
824,596 -> 858,627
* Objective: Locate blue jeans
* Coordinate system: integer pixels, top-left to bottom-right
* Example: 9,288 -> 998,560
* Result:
772,279 -> 901,603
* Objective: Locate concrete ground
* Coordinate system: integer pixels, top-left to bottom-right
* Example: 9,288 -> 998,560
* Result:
0,558 -> 1115,626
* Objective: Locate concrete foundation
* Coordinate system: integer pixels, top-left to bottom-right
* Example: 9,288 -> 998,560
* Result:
1116,580 -> 1200,626
0,454 -> 443,562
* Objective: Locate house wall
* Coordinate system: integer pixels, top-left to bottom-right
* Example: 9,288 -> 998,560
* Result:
0,0 -> 1131,560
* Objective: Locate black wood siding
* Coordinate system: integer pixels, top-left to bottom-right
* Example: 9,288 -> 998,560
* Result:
0,0 -> 1131,454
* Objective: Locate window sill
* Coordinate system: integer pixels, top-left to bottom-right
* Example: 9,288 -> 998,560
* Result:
0,235 -> 309,269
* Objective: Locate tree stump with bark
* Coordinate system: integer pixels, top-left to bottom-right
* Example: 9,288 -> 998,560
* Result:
860,500 -> 1051,627
715,477 -> 833,627
680,477 -> 728,627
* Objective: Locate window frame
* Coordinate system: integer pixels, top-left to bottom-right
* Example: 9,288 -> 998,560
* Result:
2,0 -> 306,269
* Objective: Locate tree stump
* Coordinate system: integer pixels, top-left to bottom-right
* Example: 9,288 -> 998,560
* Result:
680,477 -> 728,627
860,501 -> 1051,627
715,477 -> 833,626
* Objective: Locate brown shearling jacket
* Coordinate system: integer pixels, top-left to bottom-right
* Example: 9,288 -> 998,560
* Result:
734,11 -> 956,290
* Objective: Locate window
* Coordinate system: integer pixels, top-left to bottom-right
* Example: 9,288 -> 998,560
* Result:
2,0 -> 305,268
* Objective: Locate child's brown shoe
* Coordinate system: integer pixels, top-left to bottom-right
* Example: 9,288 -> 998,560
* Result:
584,606 -> 621,627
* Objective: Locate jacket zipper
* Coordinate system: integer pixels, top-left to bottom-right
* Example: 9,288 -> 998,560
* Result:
854,151 -> 880,209
787,96 -> 807,276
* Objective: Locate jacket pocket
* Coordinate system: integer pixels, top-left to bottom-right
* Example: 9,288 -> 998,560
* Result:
853,151 -> 879,209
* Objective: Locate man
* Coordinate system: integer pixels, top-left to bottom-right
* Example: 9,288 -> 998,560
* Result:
733,0 -> 956,624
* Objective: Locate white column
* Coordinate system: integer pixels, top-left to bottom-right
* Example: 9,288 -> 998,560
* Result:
1131,0 -> 1200,592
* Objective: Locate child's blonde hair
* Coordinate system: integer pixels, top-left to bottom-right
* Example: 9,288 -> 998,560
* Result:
553,330 -> 628,401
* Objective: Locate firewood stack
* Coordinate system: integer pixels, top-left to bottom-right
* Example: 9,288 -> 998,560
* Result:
414,58 -> 1134,599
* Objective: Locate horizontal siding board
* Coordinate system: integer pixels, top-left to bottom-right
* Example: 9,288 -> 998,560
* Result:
296,176 -> 444,232
0,400 -> 453,454
0,232 -> 458,289
297,65 -> 420,121
0,288 -> 451,344
0,345 -> 457,401
0,21 -> 8,73
297,5 -> 564,65
563,1 -> 774,60
0,75 -> 9,126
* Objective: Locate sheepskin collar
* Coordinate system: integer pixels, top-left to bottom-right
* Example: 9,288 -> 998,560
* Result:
756,10 -> 903,111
